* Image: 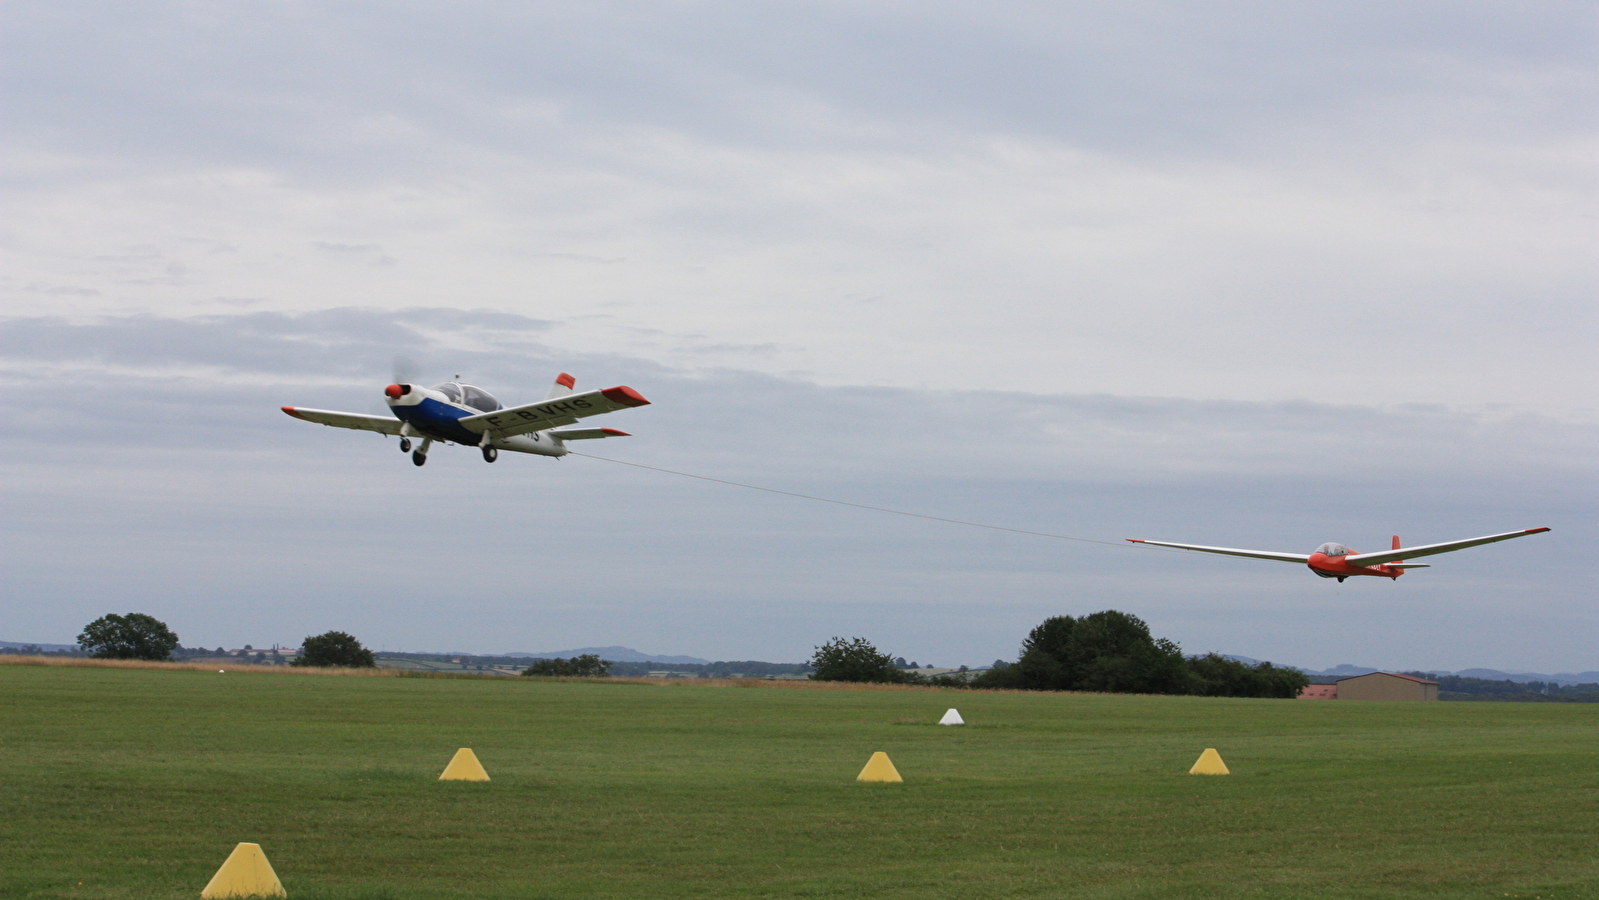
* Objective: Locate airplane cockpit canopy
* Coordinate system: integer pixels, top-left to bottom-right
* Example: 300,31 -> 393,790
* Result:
1315,543 -> 1352,557
427,382 -> 500,411
459,384 -> 501,412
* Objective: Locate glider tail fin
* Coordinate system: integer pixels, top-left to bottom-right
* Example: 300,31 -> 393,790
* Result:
545,372 -> 576,400
1393,535 -> 1403,567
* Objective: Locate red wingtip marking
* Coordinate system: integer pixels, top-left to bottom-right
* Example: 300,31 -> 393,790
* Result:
1526,527 -> 1551,534
601,385 -> 650,407
281,406 -> 307,419
1126,539 -> 1144,543
556,372 -> 575,389
600,428 -> 629,436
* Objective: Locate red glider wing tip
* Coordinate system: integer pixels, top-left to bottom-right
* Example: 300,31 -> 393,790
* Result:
1125,538 -> 1146,543
600,428 -> 630,436
281,406 -> 307,419
601,385 -> 650,407
1526,527 -> 1552,534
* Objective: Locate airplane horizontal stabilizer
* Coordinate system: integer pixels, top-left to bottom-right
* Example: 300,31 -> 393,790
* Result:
548,426 -> 631,440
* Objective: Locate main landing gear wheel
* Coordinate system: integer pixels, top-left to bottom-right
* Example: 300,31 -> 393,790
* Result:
412,450 -> 427,467
400,438 -> 412,453
481,446 -> 498,463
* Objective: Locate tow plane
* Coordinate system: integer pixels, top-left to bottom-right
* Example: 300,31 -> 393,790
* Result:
1126,527 -> 1550,582
283,373 -> 649,466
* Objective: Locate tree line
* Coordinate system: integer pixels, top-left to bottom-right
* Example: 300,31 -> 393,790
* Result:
1405,672 -> 1599,703
73,613 -> 377,668
810,610 -> 1308,698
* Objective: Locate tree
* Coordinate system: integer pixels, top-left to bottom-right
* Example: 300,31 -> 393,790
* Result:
1187,653 -> 1309,698
1060,610 -> 1191,694
520,654 -> 611,677
972,610 -> 1191,694
77,613 -> 180,661
808,637 -> 910,683
292,631 -> 376,668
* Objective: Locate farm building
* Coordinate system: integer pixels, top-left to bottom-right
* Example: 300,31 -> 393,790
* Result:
1297,683 -> 1338,700
1335,672 -> 1438,701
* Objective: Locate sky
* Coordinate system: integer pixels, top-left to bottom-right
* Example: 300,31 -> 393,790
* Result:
2,1 -> 1595,672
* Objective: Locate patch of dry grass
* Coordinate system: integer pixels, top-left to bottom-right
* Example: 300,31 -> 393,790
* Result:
0,655 -> 985,692
0,654 -> 393,676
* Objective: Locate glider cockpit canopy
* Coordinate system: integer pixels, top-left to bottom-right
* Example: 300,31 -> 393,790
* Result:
1315,543 -> 1352,557
432,382 -> 501,413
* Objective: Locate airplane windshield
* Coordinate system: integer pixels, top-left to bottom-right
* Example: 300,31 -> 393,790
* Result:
431,383 -> 463,403
459,384 -> 500,413
1316,543 -> 1351,557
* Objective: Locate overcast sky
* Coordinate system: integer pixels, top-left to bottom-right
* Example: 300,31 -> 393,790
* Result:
3,2 -> 1594,672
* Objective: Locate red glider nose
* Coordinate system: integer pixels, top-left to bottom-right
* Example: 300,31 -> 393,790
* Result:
385,383 -> 404,398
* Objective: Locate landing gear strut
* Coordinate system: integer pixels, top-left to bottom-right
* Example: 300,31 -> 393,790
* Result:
481,446 -> 498,463
400,438 -> 412,453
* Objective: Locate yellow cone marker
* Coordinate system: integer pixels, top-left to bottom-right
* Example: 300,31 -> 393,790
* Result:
1189,748 -> 1230,775
200,842 -> 286,899
439,747 -> 490,781
856,751 -> 903,782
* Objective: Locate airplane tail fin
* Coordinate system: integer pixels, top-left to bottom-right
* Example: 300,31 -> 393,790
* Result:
1392,535 -> 1403,567
545,372 -> 576,400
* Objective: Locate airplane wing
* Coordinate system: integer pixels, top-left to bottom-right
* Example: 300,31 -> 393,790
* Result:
282,406 -> 404,436
1125,539 -> 1310,563
1343,528 -> 1550,567
458,386 -> 649,438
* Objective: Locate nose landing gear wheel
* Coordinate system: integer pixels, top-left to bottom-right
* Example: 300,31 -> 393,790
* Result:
481,446 -> 498,463
400,438 -> 412,453
412,450 -> 427,466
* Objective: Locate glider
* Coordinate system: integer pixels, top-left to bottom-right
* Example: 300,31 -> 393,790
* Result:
1126,528 -> 1550,582
283,373 -> 649,466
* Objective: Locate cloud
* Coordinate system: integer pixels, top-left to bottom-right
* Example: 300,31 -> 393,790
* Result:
2,5 -> 1594,670
0,311 -> 1592,671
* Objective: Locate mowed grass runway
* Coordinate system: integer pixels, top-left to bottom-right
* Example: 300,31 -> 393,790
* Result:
3,661 -> 1596,899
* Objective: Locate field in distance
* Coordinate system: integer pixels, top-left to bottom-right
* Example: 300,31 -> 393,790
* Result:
2,661 -> 1595,899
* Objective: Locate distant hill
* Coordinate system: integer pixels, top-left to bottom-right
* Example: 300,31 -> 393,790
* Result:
0,640 -> 76,652
500,646 -> 713,665
1450,668 -> 1599,686
1214,657 -> 1599,687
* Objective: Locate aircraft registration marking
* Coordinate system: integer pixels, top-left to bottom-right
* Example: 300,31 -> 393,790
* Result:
479,397 -> 594,429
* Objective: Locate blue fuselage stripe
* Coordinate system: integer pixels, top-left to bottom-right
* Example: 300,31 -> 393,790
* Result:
393,398 -> 481,443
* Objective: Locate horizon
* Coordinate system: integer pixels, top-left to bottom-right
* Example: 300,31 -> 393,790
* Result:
8,638 -> 1598,684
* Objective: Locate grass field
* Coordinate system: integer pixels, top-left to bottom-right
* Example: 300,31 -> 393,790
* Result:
3,660 -> 1596,899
